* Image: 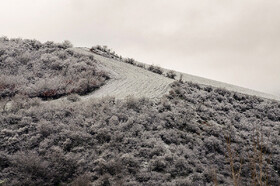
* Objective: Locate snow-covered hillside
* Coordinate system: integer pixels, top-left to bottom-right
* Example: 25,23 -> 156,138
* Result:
71,47 -> 280,102
72,48 -> 174,100
1,39 -> 279,186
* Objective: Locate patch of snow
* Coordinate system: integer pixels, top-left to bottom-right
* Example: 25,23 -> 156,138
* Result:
4,101 -> 13,112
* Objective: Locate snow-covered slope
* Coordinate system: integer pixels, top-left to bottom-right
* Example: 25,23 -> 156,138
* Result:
71,47 -> 280,102
171,70 -> 280,101
72,48 -> 174,99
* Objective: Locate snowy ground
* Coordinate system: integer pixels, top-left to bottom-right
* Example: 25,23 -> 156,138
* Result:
70,47 -> 280,102
71,48 -> 174,100
170,69 -> 280,102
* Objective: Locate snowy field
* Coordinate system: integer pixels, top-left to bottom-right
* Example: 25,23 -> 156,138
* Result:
71,47 -> 280,102
71,48 -> 174,100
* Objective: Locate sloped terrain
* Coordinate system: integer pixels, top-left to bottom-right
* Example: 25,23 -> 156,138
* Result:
71,48 -> 174,100
73,47 -> 280,102
0,81 -> 279,185
0,38 -> 279,185
1,37 -> 278,103
175,72 -> 280,102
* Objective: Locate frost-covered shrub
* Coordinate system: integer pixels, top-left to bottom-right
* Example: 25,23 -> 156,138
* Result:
0,91 -> 279,185
167,81 -> 280,185
125,96 -> 140,111
172,158 -> 193,177
204,136 -> 224,154
166,70 -> 176,79
124,58 -> 136,65
148,65 -> 163,75
7,151 -> 51,186
90,45 -> 121,60
70,173 -> 92,186
67,94 -> 81,102
136,63 -> 145,68
0,37 -> 109,100
61,40 -> 73,49
149,157 -> 166,172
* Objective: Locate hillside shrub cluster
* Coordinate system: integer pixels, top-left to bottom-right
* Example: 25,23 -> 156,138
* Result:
166,70 -> 177,79
168,81 -> 280,185
147,65 -> 163,75
0,80 -> 279,185
0,37 -> 109,100
124,58 -> 136,65
90,46 -> 180,79
90,45 -> 123,61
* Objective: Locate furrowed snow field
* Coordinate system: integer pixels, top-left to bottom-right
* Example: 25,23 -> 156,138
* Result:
71,48 -> 174,100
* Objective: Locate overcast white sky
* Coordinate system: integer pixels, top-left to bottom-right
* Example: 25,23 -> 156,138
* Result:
1,0 -> 280,96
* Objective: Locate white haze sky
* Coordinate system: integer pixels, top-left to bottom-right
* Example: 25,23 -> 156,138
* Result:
1,0 -> 280,96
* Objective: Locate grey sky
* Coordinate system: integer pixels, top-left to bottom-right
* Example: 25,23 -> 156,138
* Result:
1,0 -> 280,96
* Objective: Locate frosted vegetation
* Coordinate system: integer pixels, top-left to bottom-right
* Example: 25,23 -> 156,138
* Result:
0,38 -> 279,185
0,82 -> 279,185
0,37 -> 109,100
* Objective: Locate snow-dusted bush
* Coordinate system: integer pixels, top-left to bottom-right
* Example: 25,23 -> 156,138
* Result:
148,65 -> 163,75
90,45 -> 149,71
0,75 -> 18,98
136,63 -> 145,68
67,94 -> 81,102
90,45 -> 121,60
124,58 -> 136,65
166,70 -> 176,79
0,37 -> 109,100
